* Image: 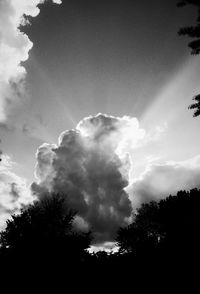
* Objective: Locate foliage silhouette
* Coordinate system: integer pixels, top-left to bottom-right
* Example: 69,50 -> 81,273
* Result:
178,0 -> 200,116
0,193 -> 91,274
178,0 -> 200,55
116,188 -> 200,271
83,189 -> 200,282
188,93 -> 200,116
0,188 -> 200,284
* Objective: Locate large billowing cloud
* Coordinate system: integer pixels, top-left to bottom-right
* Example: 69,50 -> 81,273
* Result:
32,113 -> 145,242
0,0 -> 62,122
0,154 -> 33,228
129,155 -> 200,208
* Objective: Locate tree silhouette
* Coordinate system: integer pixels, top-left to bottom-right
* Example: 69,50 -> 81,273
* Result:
0,189 -> 199,284
178,1 -> 200,54
178,0 -> 200,116
117,202 -> 161,256
188,93 -> 200,116
116,189 -> 200,265
0,194 -> 91,271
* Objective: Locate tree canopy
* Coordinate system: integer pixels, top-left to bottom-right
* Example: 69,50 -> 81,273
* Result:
0,194 -> 91,270
0,189 -> 199,284
116,188 -> 200,263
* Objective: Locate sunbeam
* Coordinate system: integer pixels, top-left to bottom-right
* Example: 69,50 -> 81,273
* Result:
141,58 -> 200,129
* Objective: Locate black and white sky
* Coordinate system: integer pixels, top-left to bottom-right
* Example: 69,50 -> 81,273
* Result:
0,0 -> 200,244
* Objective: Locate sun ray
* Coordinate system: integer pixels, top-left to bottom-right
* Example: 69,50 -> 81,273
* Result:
140,57 -> 200,129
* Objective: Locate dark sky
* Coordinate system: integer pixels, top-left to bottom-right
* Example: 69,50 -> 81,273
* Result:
22,0 -> 196,117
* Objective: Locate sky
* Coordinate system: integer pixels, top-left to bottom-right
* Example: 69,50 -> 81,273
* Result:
1,0 -> 200,245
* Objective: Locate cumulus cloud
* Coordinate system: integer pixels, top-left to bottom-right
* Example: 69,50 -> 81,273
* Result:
129,155 -> 200,209
0,0 -> 62,122
32,113 -> 146,242
0,154 -> 33,229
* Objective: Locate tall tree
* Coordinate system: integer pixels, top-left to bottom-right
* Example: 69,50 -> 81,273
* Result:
116,189 -> 200,259
0,194 -> 91,269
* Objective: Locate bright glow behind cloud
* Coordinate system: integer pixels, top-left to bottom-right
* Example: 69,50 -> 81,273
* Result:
32,113 -> 146,242
76,114 -> 146,158
0,0 -> 62,121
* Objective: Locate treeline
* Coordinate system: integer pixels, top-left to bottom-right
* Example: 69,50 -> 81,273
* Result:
88,188 -> 200,282
0,189 -> 200,283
